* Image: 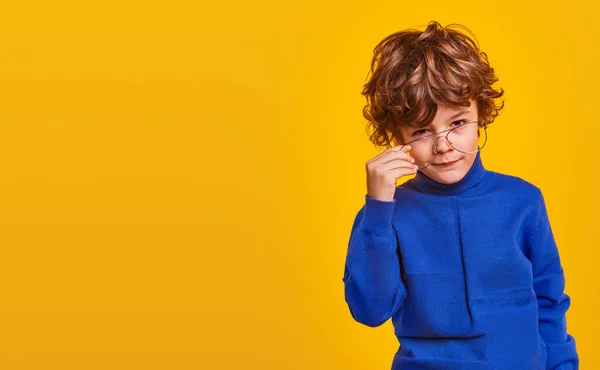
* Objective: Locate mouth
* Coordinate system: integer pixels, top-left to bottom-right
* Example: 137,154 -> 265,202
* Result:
433,158 -> 461,167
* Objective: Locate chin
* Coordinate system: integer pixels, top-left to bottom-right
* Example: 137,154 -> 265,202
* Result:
423,158 -> 470,184
429,171 -> 467,184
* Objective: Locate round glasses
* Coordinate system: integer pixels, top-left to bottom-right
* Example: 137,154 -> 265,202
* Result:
400,121 -> 488,170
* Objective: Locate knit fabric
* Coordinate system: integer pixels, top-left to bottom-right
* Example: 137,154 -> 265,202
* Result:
343,151 -> 579,369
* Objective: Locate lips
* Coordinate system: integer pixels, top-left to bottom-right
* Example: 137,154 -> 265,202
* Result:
434,159 -> 460,166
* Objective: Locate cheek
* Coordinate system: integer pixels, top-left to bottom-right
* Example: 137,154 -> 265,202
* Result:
453,133 -> 479,152
460,153 -> 477,170
468,137 -> 479,150
409,144 -> 433,160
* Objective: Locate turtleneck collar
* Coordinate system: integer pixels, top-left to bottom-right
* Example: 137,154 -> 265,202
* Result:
410,151 -> 488,196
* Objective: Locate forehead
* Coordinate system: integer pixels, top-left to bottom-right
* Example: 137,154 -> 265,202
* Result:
418,100 -> 476,127
435,99 -> 476,118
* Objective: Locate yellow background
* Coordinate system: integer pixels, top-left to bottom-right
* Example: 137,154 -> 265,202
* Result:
0,1 -> 595,369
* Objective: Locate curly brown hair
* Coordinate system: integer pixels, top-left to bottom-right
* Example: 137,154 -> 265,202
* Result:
362,21 -> 505,149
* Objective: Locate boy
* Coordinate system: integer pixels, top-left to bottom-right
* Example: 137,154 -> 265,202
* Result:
342,21 -> 579,369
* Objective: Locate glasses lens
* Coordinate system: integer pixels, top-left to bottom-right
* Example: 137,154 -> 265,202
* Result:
404,138 -> 434,170
404,122 -> 488,170
447,122 -> 487,153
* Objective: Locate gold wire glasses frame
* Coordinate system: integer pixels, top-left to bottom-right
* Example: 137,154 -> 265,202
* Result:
400,121 -> 488,170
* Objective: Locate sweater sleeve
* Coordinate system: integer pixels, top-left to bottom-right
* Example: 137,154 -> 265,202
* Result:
342,194 -> 407,327
527,190 -> 579,370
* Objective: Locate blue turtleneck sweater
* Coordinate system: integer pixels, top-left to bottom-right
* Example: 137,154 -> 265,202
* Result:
342,151 -> 579,369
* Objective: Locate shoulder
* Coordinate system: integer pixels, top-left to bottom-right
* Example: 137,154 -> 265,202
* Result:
486,170 -> 543,200
485,171 -> 547,228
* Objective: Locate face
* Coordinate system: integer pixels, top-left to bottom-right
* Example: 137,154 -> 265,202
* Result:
399,99 -> 480,185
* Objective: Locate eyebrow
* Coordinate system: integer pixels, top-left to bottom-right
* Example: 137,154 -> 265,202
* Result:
448,110 -> 471,121
408,109 -> 472,132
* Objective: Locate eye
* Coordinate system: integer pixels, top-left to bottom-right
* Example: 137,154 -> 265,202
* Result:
412,128 -> 429,137
451,119 -> 468,127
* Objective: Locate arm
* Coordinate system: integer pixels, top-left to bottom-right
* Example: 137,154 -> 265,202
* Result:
527,190 -> 579,369
342,194 -> 407,327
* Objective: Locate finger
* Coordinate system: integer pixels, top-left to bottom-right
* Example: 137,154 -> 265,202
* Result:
368,144 -> 413,167
380,147 -> 415,164
384,159 -> 419,172
389,166 -> 418,179
387,144 -> 411,152
372,144 -> 406,162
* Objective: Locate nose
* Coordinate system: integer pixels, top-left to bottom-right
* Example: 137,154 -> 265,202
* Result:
433,136 -> 453,154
